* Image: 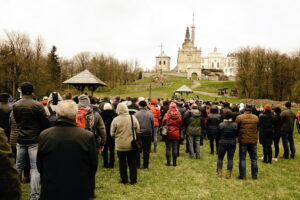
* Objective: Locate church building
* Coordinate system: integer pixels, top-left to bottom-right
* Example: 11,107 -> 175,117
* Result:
155,18 -> 238,80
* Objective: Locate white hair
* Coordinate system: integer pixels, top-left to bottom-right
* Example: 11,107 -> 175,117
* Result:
56,100 -> 78,120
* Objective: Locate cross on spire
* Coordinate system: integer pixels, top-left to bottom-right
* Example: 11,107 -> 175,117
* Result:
158,43 -> 164,55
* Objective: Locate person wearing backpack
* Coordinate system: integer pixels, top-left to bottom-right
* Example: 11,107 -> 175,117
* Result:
77,95 -> 106,199
183,104 -> 203,159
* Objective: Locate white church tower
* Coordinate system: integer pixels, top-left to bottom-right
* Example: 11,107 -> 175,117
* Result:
155,44 -> 170,73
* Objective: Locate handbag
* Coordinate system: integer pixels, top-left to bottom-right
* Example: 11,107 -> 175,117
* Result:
161,117 -> 168,136
130,115 -> 142,153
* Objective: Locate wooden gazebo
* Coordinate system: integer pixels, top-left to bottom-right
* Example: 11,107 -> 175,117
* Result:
173,85 -> 193,99
63,69 -> 107,95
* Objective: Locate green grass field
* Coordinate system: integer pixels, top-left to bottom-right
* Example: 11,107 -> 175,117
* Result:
95,76 -> 236,100
22,131 -> 300,200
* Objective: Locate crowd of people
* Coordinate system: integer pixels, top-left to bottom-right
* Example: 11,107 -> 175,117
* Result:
0,81 -> 299,200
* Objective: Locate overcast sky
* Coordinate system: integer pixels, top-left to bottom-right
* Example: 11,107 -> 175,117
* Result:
1,0 -> 299,69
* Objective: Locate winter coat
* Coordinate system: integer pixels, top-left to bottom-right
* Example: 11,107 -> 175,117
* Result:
111,103 -> 140,151
236,111 -> 259,144
206,113 -> 221,139
273,114 -> 282,138
13,95 -> 50,144
9,112 -> 19,147
150,105 -> 161,127
0,128 -> 21,200
100,110 -> 117,144
162,110 -> 182,140
0,102 -> 12,139
184,109 -> 202,136
280,109 -> 296,133
128,103 -> 139,115
134,108 -> 154,136
37,118 -> 97,200
259,111 -> 275,145
218,120 -> 238,144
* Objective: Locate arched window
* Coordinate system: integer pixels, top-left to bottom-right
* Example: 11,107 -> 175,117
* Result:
217,62 -> 219,68
159,61 -> 161,65
163,61 -> 166,65
212,62 -> 214,68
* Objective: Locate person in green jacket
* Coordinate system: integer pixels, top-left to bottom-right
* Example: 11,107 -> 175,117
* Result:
280,102 -> 296,159
0,128 -> 21,200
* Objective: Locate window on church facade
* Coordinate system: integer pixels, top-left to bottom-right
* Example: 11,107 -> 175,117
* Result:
217,62 -> 219,68
159,61 -> 161,65
163,61 -> 166,65
212,62 -> 214,68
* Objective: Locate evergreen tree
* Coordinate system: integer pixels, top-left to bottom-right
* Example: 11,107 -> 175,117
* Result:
48,45 -> 61,88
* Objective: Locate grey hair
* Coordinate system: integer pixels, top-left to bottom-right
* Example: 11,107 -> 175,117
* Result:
56,100 -> 78,120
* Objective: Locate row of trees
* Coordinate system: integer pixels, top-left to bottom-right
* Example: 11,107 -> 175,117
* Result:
236,47 -> 300,102
0,31 -> 142,98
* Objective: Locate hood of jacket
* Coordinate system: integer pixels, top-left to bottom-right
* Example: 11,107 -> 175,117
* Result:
116,103 -> 129,115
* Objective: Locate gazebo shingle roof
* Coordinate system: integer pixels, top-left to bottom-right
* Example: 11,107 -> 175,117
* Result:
63,69 -> 107,86
176,85 -> 193,93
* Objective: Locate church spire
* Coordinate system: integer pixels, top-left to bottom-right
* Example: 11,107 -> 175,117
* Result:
191,13 -> 195,45
184,26 -> 190,43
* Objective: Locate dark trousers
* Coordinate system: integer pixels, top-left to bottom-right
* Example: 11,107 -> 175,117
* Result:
273,133 -> 281,158
262,144 -> 272,163
117,151 -> 137,184
217,143 -> 236,170
239,143 -> 258,179
136,136 -> 152,168
282,132 -> 295,158
102,139 -> 115,168
209,138 -> 219,154
165,140 -> 178,165
297,122 -> 300,133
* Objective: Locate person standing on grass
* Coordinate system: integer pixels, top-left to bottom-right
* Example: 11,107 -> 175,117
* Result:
134,100 -> 154,169
149,99 -> 161,153
100,103 -> 118,168
216,110 -> 238,179
183,104 -> 202,159
162,102 -> 182,166
259,104 -> 275,164
0,93 -> 12,140
273,107 -> 282,161
13,82 -> 50,200
111,103 -> 140,184
236,104 -> 259,180
37,100 -> 98,200
280,102 -> 296,159
207,105 -> 222,155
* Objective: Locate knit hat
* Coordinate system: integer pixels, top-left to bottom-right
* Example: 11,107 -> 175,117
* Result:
264,104 -> 272,110
245,104 -> 253,111
138,97 -> 145,102
150,99 -> 157,105
78,94 -> 90,107
20,82 -> 34,95
103,103 -> 113,110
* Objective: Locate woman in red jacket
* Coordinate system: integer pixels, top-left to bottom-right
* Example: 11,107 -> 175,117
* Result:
162,102 -> 182,166
150,99 -> 161,152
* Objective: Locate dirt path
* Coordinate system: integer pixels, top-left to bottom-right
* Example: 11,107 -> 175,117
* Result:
191,80 -> 201,89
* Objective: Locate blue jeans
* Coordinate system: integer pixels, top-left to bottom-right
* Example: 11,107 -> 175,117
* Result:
187,135 -> 200,159
16,143 -> 40,200
282,132 -> 295,158
153,127 -> 159,149
239,143 -> 258,179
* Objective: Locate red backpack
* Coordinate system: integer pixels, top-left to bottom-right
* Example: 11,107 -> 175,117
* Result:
76,107 -> 95,132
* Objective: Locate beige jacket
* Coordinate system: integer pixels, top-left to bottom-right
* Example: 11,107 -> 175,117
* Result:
111,103 -> 140,151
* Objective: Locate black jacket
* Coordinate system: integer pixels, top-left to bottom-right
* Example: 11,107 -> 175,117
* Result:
219,121 -> 238,144
207,113 -> 222,139
100,110 -> 118,143
13,95 -> 50,144
37,118 -> 98,200
0,103 -> 12,139
259,111 -> 275,145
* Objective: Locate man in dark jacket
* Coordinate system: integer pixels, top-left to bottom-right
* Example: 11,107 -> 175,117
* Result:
183,104 -> 202,159
0,93 -> 12,139
280,102 -> 296,159
37,100 -> 98,200
236,104 -> 259,180
13,82 -> 50,200
0,128 -> 21,200
207,106 -> 222,154
134,100 -> 154,169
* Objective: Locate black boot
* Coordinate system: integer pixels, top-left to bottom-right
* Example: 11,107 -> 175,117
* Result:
173,157 -> 177,167
166,156 -> 171,166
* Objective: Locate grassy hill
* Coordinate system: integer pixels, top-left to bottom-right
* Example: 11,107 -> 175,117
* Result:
95,75 -> 236,100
